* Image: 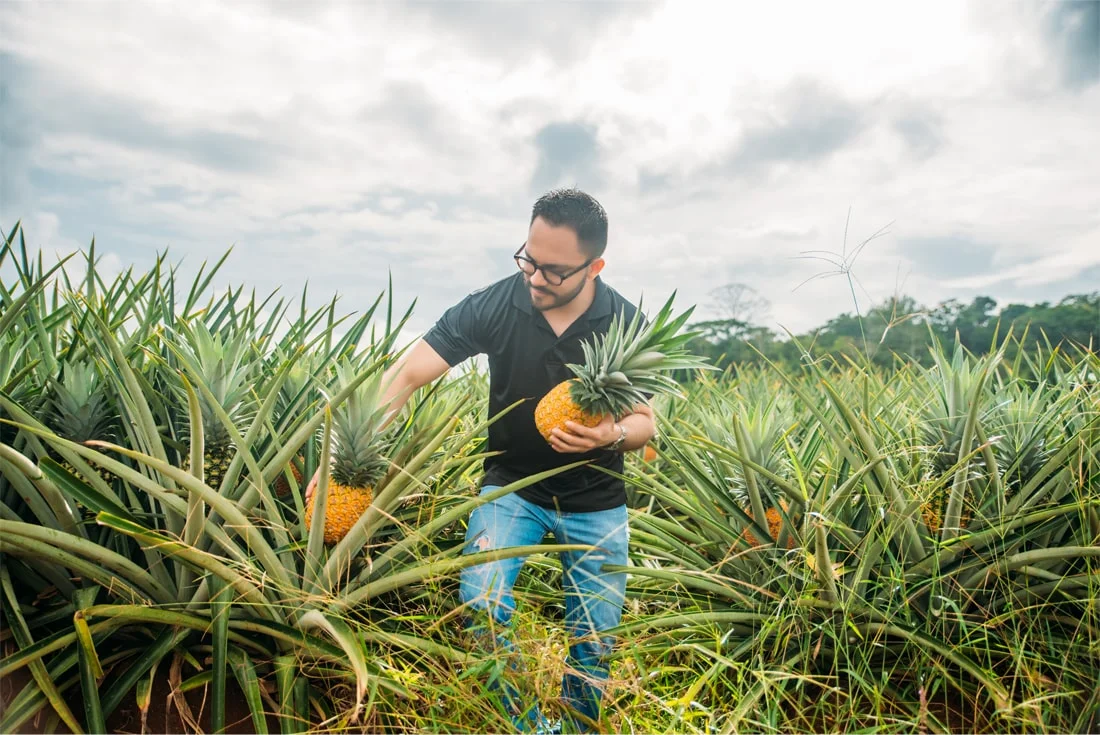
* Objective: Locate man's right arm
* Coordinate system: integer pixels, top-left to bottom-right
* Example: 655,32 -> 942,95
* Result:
378,340 -> 452,429
305,339 -> 451,501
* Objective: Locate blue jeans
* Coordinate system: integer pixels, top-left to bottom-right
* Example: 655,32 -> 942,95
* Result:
459,485 -> 629,733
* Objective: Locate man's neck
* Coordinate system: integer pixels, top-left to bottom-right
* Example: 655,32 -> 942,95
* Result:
541,279 -> 598,332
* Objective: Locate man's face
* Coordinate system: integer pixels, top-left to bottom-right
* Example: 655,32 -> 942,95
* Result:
520,217 -> 601,312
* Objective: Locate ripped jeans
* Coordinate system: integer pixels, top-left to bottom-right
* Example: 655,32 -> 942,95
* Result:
458,486 -> 629,733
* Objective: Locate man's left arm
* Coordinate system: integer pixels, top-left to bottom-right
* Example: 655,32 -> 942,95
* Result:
549,403 -> 656,454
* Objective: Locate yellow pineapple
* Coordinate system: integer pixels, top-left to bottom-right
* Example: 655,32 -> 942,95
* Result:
306,481 -> 378,544
533,293 -> 711,442
305,361 -> 393,544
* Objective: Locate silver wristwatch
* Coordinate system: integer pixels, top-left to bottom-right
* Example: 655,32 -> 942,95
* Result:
604,423 -> 627,452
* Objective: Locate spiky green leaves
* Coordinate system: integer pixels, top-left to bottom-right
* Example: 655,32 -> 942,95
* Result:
46,362 -> 118,443
328,360 -> 394,489
567,292 -> 715,416
167,320 -> 258,451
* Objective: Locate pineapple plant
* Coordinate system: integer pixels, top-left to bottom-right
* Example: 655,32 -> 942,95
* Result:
533,293 -> 711,442
272,350 -> 326,498
170,321 -> 256,490
990,381 -> 1061,505
44,361 -> 120,485
0,334 -> 41,449
693,374 -> 801,550
915,346 -> 998,534
305,360 -> 395,544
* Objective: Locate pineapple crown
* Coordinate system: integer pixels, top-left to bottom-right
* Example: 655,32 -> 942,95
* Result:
168,320 -> 258,444
274,348 -> 327,415
567,292 -> 715,416
46,361 -> 118,442
327,358 -> 397,488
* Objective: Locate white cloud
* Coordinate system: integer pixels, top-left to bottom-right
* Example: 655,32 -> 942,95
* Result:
1,0 -> 1097,340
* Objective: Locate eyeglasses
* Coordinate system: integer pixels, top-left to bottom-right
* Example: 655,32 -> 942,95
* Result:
513,243 -> 594,286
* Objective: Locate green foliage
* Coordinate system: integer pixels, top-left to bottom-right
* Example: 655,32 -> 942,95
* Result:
690,292 -> 1100,377
620,337 -> 1099,733
0,224 -> 586,733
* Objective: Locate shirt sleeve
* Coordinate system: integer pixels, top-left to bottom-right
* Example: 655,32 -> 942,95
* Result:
422,287 -> 496,367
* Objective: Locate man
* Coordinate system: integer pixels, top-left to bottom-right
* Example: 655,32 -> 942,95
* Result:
352,188 -> 654,731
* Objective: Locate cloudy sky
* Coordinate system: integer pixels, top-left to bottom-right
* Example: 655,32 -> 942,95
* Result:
2,0 -> 1097,344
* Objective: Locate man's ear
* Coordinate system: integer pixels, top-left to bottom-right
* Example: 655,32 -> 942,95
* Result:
589,258 -> 606,278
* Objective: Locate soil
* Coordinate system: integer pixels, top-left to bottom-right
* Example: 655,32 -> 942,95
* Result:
96,671 -> 284,735
1,641 -> 286,734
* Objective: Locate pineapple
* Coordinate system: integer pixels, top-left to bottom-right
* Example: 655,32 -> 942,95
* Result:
45,361 -> 119,485
273,455 -> 304,498
171,321 -> 256,490
920,487 -> 973,534
533,293 -> 711,442
305,361 -> 394,544
742,498 -> 796,548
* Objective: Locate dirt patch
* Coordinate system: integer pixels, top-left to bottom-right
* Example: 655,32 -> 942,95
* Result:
104,671 -> 284,735
1,641 -> 287,734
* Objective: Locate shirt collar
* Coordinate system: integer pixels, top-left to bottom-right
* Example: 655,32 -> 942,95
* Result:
587,276 -> 613,320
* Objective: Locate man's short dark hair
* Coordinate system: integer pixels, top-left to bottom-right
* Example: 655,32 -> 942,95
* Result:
530,188 -> 609,259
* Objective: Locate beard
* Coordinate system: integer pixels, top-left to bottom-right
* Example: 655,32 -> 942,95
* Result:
525,275 -> 587,312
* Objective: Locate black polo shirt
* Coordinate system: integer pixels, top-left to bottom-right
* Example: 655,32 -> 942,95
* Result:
422,272 -> 641,512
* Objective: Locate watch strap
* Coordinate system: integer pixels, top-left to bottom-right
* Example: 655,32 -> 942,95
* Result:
604,423 -> 627,451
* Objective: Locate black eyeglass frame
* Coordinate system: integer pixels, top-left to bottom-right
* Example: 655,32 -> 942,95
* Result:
513,243 -> 595,286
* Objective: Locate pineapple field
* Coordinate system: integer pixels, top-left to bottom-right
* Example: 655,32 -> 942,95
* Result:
1,225 -> 1098,734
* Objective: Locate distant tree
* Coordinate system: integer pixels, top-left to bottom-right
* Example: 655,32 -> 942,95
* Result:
962,296 -> 998,327
928,298 -> 963,333
690,318 -> 751,345
1000,292 -> 1099,353
955,296 -> 999,350
707,283 -> 770,326
687,283 -> 776,369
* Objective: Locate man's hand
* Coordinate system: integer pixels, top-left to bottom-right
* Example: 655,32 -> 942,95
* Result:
549,414 -> 620,454
304,469 -> 319,504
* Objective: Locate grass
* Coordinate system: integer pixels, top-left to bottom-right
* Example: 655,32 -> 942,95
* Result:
288,553 -> 1097,734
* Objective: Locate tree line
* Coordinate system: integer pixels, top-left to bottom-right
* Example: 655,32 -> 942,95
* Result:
686,284 -> 1100,373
